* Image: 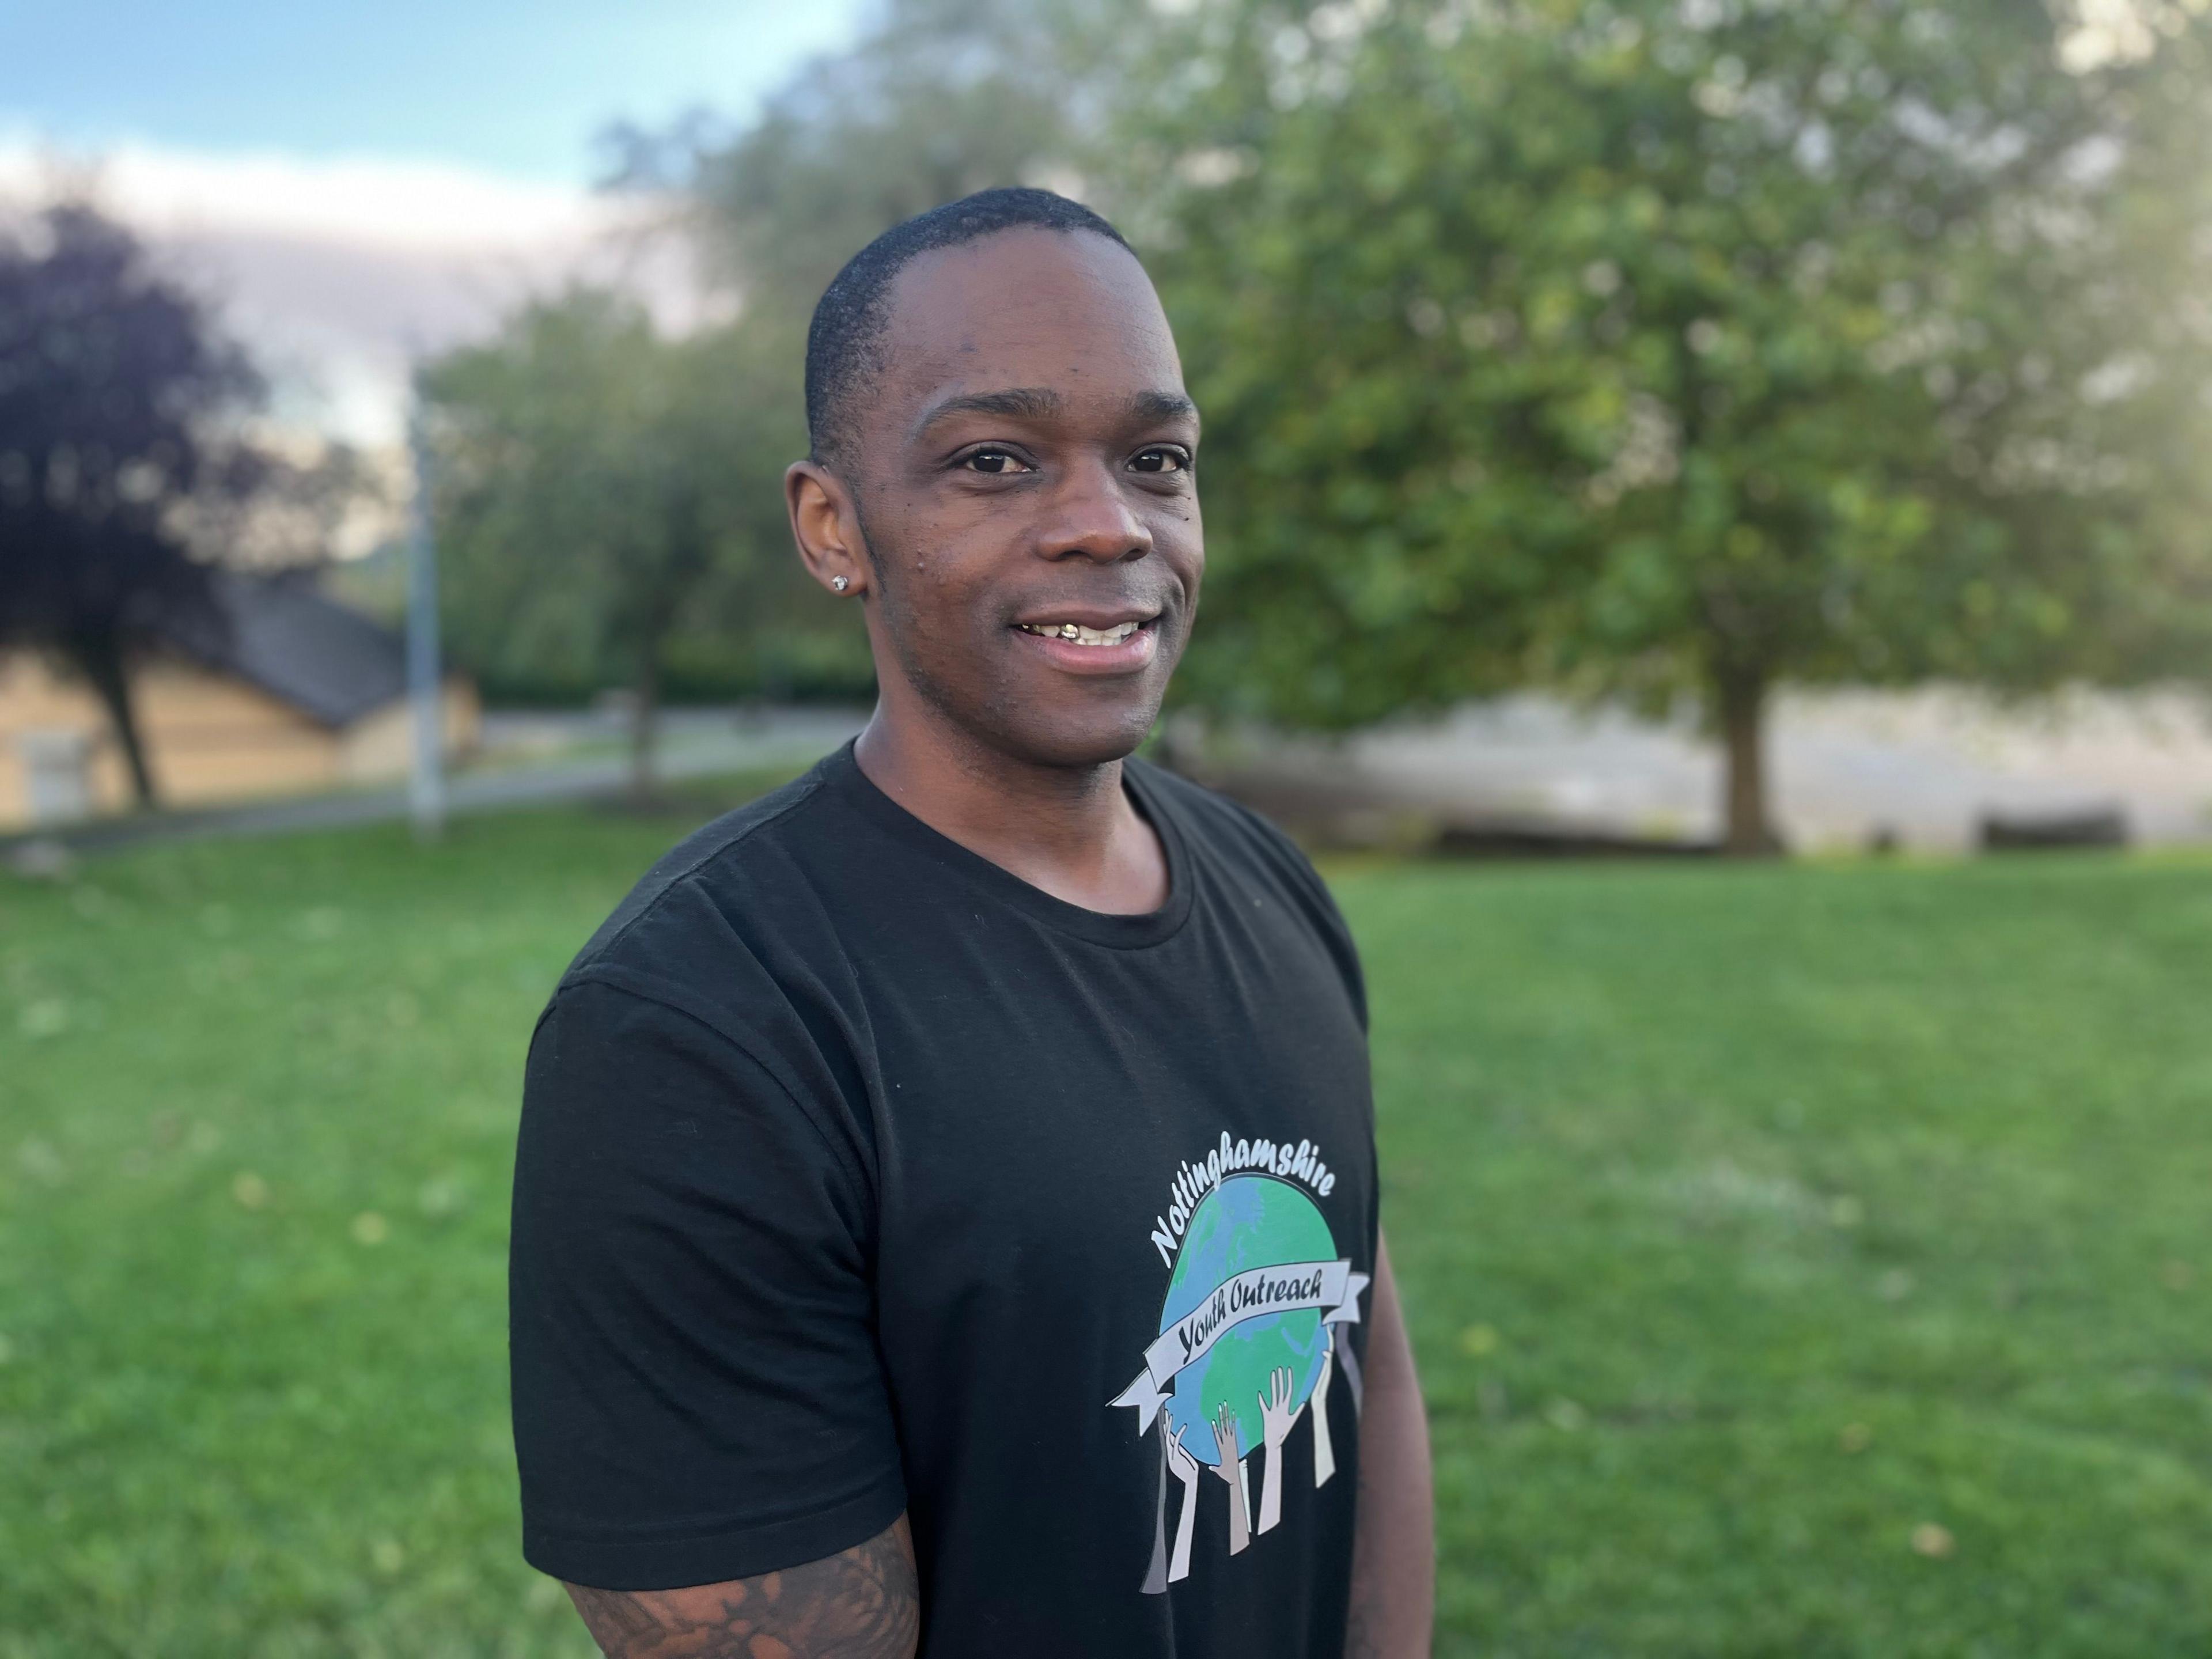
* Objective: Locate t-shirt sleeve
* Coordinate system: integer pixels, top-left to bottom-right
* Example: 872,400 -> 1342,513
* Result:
509,975 -> 905,1590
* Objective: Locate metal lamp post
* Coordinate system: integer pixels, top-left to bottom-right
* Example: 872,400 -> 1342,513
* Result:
406,384 -> 446,841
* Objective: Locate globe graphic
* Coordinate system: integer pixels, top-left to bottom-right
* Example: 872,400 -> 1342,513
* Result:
1159,1173 -> 1336,1466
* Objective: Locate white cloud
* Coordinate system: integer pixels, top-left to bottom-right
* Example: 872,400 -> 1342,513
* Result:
0,134 -> 711,448
0,134 -> 607,252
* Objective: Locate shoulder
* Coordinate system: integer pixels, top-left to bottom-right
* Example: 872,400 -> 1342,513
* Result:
1130,756 -> 1330,904
535,759 -> 869,1103
1131,756 -> 1297,861
1130,758 -> 1369,1025
559,762 -> 841,998
529,759 -> 878,1189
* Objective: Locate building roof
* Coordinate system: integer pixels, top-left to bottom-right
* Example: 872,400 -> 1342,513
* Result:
153,570 -> 410,729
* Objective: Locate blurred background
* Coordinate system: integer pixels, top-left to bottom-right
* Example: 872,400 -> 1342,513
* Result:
4,1 -> 2211,1654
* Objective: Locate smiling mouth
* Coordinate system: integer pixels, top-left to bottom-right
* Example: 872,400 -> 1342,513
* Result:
1013,619 -> 1154,647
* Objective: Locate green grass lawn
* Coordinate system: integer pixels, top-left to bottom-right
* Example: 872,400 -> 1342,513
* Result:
4,786 -> 2210,1657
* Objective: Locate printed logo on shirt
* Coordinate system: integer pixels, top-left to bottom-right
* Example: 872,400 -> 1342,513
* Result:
1109,1131 -> 1368,1593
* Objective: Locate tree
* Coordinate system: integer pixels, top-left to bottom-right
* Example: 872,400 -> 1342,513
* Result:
0,203 -> 264,806
549,0 -> 1155,751
1128,0 -> 2212,852
525,1 -> 1142,746
677,0 -> 1145,326
423,291 -> 800,800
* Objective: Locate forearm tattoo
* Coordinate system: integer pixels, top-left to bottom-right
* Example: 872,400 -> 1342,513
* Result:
564,1517 -> 920,1659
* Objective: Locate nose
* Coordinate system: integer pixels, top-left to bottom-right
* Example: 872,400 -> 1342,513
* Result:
1036,457 -> 1152,564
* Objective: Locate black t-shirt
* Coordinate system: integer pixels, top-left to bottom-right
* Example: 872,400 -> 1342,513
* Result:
510,743 -> 1379,1656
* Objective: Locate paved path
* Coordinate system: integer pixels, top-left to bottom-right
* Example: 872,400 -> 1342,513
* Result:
5,707 -> 866,859
13,689 -> 2209,864
1343,687 -> 2212,851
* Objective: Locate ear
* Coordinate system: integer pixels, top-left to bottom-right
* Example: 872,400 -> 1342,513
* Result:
785,460 -> 870,598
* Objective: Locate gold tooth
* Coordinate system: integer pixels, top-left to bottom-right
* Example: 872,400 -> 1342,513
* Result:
1023,622 -> 1141,641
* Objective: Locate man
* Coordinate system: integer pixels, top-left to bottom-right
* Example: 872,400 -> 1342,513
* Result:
510,187 -> 1434,1658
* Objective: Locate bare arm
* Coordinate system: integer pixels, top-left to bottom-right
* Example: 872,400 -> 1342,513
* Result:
563,1514 -> 919,1659
1347,1233 -> 1434,1659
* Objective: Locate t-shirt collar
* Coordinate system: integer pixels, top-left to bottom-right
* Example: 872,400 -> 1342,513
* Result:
824,740 -> 1196,950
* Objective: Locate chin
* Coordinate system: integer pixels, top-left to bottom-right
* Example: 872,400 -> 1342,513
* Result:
995,702 -> 1162,770
895,620 -> 1183,770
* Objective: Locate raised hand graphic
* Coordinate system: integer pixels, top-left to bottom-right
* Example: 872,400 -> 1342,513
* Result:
1210,1401 -> 1251,1555
1256,1366 -> 1297,1535
1311,1342 -> 1338,1488
1164,1426 -> 1202,1584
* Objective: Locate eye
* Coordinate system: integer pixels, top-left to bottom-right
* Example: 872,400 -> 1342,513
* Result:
1130,446 -> 1191,474
960,448 -> 1031,475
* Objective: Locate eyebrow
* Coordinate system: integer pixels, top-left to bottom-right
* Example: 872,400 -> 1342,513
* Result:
910,385 -> 1200,440
912,387 -> 1063,437
1132,389 -> 1199,423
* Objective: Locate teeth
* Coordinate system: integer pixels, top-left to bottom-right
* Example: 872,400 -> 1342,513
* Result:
1020,620 -> 1143,646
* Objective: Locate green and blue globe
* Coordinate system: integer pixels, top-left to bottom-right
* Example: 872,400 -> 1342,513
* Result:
1160,1173 -> 1334,1465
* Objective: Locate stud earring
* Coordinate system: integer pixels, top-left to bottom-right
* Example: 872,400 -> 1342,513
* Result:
831,575 -> 850,592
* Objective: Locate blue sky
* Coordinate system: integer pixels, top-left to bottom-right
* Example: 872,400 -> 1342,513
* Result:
0,1 -> 876,446
0,0 -> 868,184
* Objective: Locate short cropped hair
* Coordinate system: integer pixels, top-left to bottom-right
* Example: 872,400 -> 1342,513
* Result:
804,187 -> 1132,473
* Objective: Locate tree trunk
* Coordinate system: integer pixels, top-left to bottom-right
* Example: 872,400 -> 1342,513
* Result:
1714,665 -> 1775,858
71,628 -> 158,809
627,647 -> 661,808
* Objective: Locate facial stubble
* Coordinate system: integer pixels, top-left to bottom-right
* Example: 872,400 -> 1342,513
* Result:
849,500 -> 1181,769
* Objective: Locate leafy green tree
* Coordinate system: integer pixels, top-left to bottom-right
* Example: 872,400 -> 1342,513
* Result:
691,6 -> 1071,323
574,0 -> 1153,741
443,3 -> 1101,747
423,292 -> 802,798
661,0 -> 1160,320
1131,0 -> 2212,851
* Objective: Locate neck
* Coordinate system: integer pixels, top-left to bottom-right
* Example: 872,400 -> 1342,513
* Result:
852,692 -> 1167,915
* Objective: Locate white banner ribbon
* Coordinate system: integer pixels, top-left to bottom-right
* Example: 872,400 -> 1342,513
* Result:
1110,1259 -> 1368,1433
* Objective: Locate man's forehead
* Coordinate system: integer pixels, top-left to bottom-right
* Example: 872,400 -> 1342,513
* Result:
907,384 -> 1199,444
876,228 -> 1184,418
